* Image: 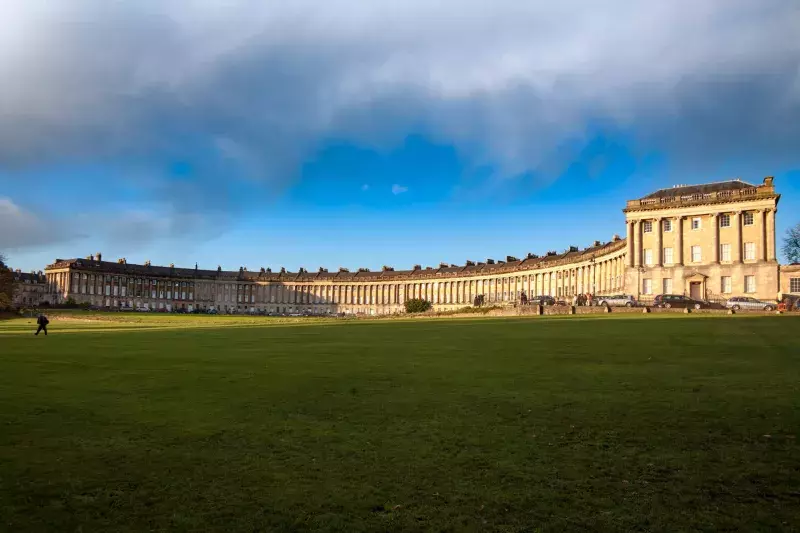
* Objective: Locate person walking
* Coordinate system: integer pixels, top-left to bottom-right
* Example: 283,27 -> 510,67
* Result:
35,314 -> 49,336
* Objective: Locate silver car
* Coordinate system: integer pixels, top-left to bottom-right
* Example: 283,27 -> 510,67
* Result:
596,294 -> 637,307
725,296 -> 777,311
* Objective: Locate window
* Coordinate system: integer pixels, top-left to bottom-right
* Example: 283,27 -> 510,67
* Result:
663,219 -> 672,232
643,220 -> 653,233
720,214 -> 731,228
743,212 -> 754,226
721,276 -> 732,294
745,275 -> 756,294
744,242 -> 755,260
643,279 -> 652,295
644,249 -> 653,266
691,245 -> 702,263
663,247 -> 673,265
662,278 -> 672,294
720,243 -> 731,262
692,217 -> 702,230
791,278 -> 800,293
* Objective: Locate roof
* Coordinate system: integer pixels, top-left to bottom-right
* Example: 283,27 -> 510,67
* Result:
45,239 -> 627,282
641,179 -> 757,200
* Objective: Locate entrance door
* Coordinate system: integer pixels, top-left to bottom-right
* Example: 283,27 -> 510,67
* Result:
690,282 -> 702,300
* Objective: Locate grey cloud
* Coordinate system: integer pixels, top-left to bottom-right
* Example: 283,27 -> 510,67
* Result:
0,198 -> 88,249
0,0 -> 798,187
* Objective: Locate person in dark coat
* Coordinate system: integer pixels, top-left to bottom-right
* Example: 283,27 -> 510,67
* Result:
35,314 -> 49,336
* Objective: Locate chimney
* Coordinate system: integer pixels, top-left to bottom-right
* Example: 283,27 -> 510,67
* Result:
593,240 -> 601,247
338,267 -> 349,272
96,252 -> 102,261
764,176 -> 774,187
413,264 -> 421,270
466,260 -> 475,266
506,256 -> 518,262
613,234 -> 621,241
486,258 -> 495,264
382,265 -> 394,271
439,262 -> 449,268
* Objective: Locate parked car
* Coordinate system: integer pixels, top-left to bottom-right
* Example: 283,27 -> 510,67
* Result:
654,294 -> 709,310
596,294 -> 637,307
529,296 -> 556,306
725,296 -> 777,311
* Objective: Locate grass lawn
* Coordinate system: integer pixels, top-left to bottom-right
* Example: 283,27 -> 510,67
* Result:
1,314 -> 799,532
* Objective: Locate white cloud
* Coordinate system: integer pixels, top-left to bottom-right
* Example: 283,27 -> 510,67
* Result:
391,184 -> 408,195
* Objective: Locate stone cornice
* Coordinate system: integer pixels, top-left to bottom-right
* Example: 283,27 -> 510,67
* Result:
45,240 -> 627,284
623,188 -> 779,214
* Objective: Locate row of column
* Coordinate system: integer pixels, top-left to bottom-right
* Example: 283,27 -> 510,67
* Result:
627,208 -> 776,268
47,272 -> 194,301
48,254 -> 629,308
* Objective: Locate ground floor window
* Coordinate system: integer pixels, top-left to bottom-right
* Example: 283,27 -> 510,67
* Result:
790,278 -> 800,293
745,275 -> 756,294
721,276 -> 732,294
662,278 -> 672,294
642,279 -> 652,295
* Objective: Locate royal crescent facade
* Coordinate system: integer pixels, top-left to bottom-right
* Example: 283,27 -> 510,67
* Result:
42,177 -> 798,314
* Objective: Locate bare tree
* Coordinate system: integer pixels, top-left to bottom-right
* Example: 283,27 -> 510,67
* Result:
784,223 -> 800,264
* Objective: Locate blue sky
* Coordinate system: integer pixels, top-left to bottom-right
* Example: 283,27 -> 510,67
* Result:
1,1 -> 799,271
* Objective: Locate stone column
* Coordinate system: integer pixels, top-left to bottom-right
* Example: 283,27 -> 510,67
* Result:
675,216 -> 684,266
711,214 -> 720,263
633,221 -> 641,267
655,218 -> 663,267
767,209 -> 776,261
627,221 -> 635,267
760,210 -> 768,261
734,211 -> 743,263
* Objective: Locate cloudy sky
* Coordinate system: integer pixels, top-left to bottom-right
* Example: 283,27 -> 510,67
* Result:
1,0 -> 799,271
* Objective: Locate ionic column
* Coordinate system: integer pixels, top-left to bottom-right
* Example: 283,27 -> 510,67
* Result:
711,213 -> 720,263
655,218 -> 663,267
760,210 -> 768,261
734,211 -> 743,263
627,221 -> 635,267
675,216 -> 684,266
633,221 -> 641,267
766,209 -> 776,261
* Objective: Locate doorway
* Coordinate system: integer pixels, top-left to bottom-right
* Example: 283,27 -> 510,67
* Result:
690,282 -> 702,300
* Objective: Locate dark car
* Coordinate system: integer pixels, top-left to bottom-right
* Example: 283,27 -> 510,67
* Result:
654,294 -> 708,310
530,295 -> 556,306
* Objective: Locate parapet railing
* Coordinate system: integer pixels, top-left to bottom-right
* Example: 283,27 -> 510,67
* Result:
626,185 -> 772,210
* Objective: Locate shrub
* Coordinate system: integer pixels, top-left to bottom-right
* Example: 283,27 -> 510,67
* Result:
404,298 -> 432,313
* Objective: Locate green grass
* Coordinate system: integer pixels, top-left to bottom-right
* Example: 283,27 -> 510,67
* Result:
1,314 -> 799,532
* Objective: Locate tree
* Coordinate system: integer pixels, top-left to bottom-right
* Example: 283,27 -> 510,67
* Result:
784,223 -> 800,264
0,253 -> 15,310
404,298 -> 432,313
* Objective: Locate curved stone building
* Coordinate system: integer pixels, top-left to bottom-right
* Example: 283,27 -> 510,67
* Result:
43,177 -> 789,314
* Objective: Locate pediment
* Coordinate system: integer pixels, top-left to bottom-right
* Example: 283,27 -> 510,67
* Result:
684,271 -> 708,281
